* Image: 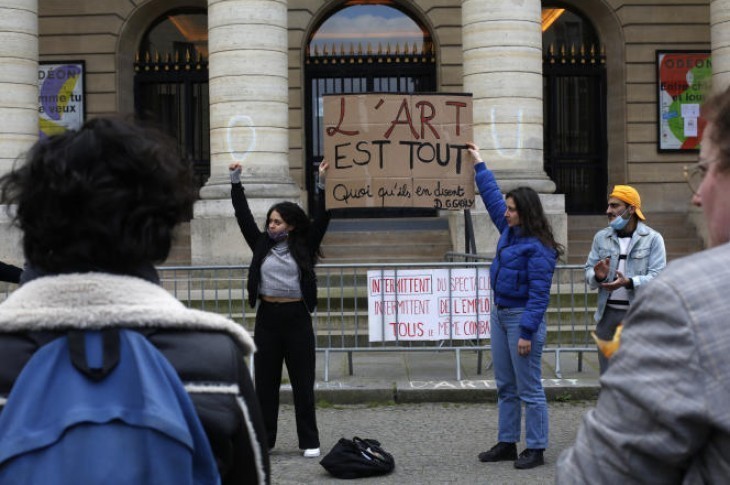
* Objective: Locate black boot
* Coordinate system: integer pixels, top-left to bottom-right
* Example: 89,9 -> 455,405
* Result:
478,442 -> 517,462
514,448 -> 544,469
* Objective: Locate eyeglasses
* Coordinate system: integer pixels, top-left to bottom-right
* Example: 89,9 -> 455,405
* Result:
683,160 -> 713,195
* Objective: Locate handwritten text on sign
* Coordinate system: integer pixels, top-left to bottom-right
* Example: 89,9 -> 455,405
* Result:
367,268 -> 491,342
323,93 -> 474,210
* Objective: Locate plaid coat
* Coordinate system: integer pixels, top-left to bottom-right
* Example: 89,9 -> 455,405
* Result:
557,242 -> 730,483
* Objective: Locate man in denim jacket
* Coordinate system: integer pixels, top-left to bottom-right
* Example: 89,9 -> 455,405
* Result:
584,185 -> 666,374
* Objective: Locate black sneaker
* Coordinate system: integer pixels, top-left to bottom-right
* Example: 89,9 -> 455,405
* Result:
514,448 -> 544,469
478,442 -> 517,462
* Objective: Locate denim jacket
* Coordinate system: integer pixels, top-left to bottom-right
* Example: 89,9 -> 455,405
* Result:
584,222 -> 666,322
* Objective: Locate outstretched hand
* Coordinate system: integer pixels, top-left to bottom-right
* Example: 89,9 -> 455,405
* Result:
594,257 -> 610,281
466,142 -> 483,166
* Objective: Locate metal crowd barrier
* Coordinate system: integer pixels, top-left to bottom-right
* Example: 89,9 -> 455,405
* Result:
156,259 -> 598,381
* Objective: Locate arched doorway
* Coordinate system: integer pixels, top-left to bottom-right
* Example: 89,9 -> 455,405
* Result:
304,1 -> 437,216
542,5 -> 607,214
134,8 -> 210,188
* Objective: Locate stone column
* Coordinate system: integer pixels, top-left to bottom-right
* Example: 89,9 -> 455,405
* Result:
453,0 -> 566,257
0,0 -> 38,265
192,0 -> 299,264
711,0 -> 730,92
462,0 -> 553,192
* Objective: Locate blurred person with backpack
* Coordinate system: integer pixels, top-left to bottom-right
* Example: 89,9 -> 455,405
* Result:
0,117 -> 270,484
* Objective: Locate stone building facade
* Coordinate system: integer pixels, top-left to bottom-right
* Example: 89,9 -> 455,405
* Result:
0,0 -> 722,265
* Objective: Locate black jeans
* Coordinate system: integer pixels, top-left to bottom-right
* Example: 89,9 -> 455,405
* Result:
253,300 -> 319,449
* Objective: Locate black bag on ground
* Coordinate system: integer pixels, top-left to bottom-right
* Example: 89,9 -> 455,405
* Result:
320,436 -> 395,479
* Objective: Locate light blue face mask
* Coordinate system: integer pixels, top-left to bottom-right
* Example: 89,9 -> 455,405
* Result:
267,228 -> 289,241
609,208 -> 631,231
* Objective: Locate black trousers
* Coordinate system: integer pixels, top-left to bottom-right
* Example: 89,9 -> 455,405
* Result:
253,300 -> 320,449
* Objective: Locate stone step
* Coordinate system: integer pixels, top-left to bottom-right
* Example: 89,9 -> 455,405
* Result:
321,217 -> 452,263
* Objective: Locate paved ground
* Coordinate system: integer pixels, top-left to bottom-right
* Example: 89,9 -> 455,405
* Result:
278,346 -> 603,405
269,400 -> 593,484
264,348 -> 603,483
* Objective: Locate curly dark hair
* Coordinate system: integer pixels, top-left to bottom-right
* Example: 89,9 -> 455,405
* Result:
0,117 -> 196,274
505,186 -> 565,257
266,201 -> 322,271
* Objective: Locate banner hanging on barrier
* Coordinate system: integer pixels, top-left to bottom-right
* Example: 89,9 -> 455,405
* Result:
367,268 -> 491,342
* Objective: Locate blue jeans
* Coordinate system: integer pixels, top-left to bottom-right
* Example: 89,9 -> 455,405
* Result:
491,306 -> 548,449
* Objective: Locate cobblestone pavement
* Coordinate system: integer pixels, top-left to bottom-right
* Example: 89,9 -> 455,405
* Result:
269,400 -> 593,484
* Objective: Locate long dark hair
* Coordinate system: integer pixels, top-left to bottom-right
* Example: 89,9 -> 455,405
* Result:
505,186 -> 565,257
266,201 -> 322,272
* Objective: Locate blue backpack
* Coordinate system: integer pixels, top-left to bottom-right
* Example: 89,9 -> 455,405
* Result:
0,328 -> 221,485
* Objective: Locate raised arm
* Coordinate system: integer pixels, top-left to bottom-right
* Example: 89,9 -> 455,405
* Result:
467,143 -> 508,233
309,161 -> 331,251
229,163 -> 263,251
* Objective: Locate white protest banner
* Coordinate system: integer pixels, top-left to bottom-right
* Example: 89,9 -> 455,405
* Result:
368,268 -> 491,342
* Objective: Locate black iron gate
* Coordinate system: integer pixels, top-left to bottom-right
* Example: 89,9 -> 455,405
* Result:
304,44 -> 437,216
134,51 -> 210,188
543,44 -> 607,214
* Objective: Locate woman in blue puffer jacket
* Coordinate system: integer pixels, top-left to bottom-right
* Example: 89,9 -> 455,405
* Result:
468,143 -> 563,470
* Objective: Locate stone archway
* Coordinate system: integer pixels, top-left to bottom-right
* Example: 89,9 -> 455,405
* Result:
116,0 -> 207,116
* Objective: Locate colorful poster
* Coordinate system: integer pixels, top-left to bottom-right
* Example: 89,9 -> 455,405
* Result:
38,62 -> 85,139
657,51 -> 711,151
367,268 -> 491,342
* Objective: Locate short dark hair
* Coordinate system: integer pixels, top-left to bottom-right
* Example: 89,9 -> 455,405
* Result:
0,117 -> 196,274
702,85 -> 730,173
505,186 -> 564,257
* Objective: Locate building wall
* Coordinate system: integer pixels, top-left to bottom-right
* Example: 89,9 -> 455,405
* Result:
618,0 -> 709,212
35,0 -> 711,211
38,0 -> 131,117
286,0 -> 464,191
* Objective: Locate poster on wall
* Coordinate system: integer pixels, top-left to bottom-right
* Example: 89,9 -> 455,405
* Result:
367,268 -> 491,342
322,93 -> 475,210
38,61 -> 85,139
656,51 -> 711,152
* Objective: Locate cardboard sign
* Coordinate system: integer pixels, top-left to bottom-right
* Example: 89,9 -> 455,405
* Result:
368,268 -> 491,342
323,93 -> 474,210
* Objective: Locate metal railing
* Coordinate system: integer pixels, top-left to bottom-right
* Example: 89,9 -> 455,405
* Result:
156,260 -> 598,381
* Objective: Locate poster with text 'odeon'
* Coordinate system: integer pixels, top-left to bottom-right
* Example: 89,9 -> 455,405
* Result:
657,51 -> 711,152
39,61 -> 85,140
367,268 -> 491,342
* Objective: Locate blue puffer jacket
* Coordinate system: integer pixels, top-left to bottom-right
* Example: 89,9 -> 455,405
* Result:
475,162 -> 558,339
